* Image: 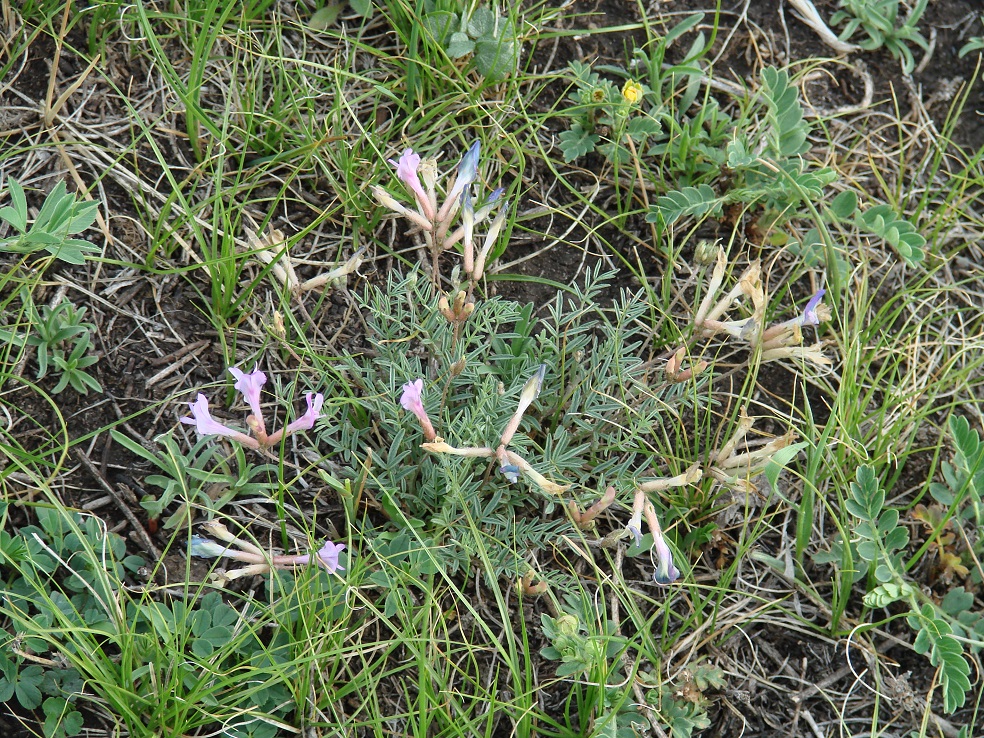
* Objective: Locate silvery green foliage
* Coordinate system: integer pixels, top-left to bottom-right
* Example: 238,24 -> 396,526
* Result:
422,2 -> 519,80
0,291 -> 102,395
319,266 -> 695,578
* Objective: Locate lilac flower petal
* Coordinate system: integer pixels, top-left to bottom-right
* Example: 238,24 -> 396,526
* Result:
626,524 -> 643,548
181,394 -> 241,437
802,289 -> 826,326
390,148 -> 427,202
446,141 -> 482,204
399,378 -> 437,440
180,394 -> 260,449
653,537 -> 681,585
458,141 -> 480,185
315,541 -> 346,573
486,186 -> 505,205
189,535 -> 231,559
500,464 -> 520,483
400,379 -> 425,414
283,393 -> 325,435
229,366 -> 267,421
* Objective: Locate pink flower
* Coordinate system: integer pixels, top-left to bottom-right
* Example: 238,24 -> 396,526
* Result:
184,367 -> 325,450
389,149 -> 427,205
313,540 -> 346,573
283,393 -> 324,435
400,379 -> 437,441
292,540 -> 346,572
229,366 -> 267,437
180,394 -> 260,450
264,393 -> 325,445
400,378 -> 424,413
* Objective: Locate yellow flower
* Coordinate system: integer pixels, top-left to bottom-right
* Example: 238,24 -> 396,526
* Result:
621,80 -> 644,105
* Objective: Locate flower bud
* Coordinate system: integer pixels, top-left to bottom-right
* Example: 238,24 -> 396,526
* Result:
693,239 -> 720,265
439,295 -> 454,321
557,614 -> 579,636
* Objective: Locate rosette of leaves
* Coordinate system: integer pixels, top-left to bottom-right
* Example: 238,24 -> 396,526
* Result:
422,2 -> 519,80
0,293 -> 102,395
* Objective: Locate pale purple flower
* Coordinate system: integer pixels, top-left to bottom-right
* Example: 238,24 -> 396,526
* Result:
801,289 -> 826,326
229,365 -> 267,437
283,393 -> 325,435
458,141 -> 481,185
400,378 -> 425,414
190,528 -> 347,577
292,541 -> 346,572
500,464 -> 520,484
645,502 -> 680,586
390,148 -> 427,203
461,189 -> 475,273
313,541 -> 346,573
474,186 -> 505,222
653,536 -> 681,585
180,394 -> 260,449
400,379 -> 437,441
285,540 -> 345,573
446,141 -> 481,204
499,364 -> 546,447
188,535 -> 231,558
625,503 -> 644,548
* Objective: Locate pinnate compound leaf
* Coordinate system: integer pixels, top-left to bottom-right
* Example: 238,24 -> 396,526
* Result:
848,465 -> 883,520
940,587 -> 974,617
646,184 -> 721,226
863,581 -> 914,608
760,66 -> 809,157
857,204 -> 925,265
828,190 -> 858,221
908,603 -> 972,713
937,640 -> 972,713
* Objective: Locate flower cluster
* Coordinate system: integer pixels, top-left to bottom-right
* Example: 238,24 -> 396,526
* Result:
569,466 -> 701,587
242,226 -> 364,296
399,370 -> 697,585
181,366 -> 324,450
706,407 -> 797,494
372,141 -> 508,283
189,521 -> 345,583
399,366 -> 570,496
691,247 -> 832,366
